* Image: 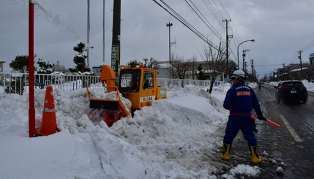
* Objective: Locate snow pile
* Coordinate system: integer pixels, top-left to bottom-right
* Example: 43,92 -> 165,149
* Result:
302,80 -> 314,92
222,164 -> 261,178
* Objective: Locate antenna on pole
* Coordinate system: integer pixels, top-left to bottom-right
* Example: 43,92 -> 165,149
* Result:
171,38 -> 176,48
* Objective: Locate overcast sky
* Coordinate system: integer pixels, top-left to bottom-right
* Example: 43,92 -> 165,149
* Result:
1,0 -> 314,78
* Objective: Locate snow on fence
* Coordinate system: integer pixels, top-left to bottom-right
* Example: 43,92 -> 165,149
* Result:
0,73 -> 223,95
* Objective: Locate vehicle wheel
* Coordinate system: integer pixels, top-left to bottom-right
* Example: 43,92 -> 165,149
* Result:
277,97 -> 280,104
303,99 -> 307,104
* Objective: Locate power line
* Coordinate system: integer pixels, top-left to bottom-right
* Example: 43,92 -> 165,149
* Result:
185,0 -> 225,43
201,0 -> 225,30
212,0 -> 226,20
301,39 -> 314,51
209,0 -> 241,58
152,0 -> 241,62
196,0 -> 237,60
289,52 -> 299,64
153,0 -> 219,50
188,0 -> 239,60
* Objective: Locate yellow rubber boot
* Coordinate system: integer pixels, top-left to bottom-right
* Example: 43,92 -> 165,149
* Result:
221,143 -> 231,161
249,145 -> 262,163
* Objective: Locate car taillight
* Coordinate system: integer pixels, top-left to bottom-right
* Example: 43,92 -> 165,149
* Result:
280,87 -> 285,90
302,86 -> 307,90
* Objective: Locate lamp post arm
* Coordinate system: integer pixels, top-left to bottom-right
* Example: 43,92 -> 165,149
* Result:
237,39 -> 255,69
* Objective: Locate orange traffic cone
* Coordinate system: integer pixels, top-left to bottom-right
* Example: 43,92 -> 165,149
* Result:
40,86 -> 57,135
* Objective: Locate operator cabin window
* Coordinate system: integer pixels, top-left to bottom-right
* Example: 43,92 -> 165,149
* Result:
143,72 -> 154,88
120,70 -> 140,92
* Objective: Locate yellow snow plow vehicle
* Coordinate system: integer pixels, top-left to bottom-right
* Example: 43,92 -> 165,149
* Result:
86,65 -> 167,127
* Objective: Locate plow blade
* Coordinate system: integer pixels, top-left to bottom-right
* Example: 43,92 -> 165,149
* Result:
86,86 -> 131,127
90,99 -> 119,110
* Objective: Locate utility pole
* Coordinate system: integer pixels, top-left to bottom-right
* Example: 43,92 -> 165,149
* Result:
103,0 -> 105,63
111,0 -> 121,82
298,50 -> 303,79
166,22 -> 173,63
242,49 -> 250,71
244,62 -> 247,72
87,0 -> 90,67
223,19 -> 232,80
251,59 -> 254,81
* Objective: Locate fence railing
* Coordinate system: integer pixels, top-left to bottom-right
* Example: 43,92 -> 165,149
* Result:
0,73 -> 224,95
157,78 -> 223,90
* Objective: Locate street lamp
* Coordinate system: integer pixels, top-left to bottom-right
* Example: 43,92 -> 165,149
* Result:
166,22 -> 173,63
237,39 -> 255,69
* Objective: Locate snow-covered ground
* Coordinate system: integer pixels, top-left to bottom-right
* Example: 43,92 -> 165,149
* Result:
0,81 -> 313,179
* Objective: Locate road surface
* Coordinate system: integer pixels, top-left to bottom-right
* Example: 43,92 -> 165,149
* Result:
217,84 -> 314,178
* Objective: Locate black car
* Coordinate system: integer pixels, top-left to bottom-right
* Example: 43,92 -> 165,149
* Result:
274,80 -> 308,104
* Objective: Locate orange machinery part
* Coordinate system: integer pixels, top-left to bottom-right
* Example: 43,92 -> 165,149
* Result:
99,65 -> 116,93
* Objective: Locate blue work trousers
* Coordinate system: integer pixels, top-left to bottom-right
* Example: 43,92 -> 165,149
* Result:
223,115 -> 257,146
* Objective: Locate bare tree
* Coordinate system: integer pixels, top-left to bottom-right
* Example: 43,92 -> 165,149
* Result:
167,53 -> 177,79
200,42 -> 226,94
143,57 -> 159,69
168,55 -> 191,79
189,56 -> 198,80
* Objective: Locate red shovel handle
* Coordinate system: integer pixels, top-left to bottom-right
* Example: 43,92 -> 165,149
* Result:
266,119 -> 280,128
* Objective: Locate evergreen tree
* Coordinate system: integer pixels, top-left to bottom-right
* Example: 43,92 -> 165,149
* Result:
196,64 -> 206,80
9,55 -> 32,73
37,58 -> 54,74
69,42 -> 91,73
7,55 -> 37,94
36,58 -> 55,89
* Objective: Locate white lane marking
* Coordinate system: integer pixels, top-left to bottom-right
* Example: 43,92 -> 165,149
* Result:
279,115 -> 302,142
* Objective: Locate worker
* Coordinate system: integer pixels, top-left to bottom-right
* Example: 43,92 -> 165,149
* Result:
221,70 -> 266,163
258,82 -> 262,91
143,73 -> 151,88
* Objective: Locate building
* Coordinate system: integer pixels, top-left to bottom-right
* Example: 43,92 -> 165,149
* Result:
54,61 -> 69,73
92,65 -> 103,76
277,62 -> 309,81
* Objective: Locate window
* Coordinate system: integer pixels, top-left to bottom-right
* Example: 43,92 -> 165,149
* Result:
282,82 -> 303,87
119,69 -> 140,92
143,72 -> 154,88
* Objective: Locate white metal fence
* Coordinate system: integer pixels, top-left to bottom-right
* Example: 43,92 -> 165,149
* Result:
0,73 -> 223,95
157,78 -> 223,90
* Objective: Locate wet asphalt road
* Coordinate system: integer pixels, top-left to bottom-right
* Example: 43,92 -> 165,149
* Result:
217,85 -> 314,179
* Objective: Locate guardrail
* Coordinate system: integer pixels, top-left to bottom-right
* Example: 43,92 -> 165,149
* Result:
0,73 -> 224,95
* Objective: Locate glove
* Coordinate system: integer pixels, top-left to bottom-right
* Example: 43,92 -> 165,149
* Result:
257,112 -> 266,121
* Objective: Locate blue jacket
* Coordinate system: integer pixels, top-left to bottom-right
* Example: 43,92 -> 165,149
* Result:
223,82 -> 262,114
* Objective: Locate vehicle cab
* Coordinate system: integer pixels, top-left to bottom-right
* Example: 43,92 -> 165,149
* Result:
118,65 -> 167,112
